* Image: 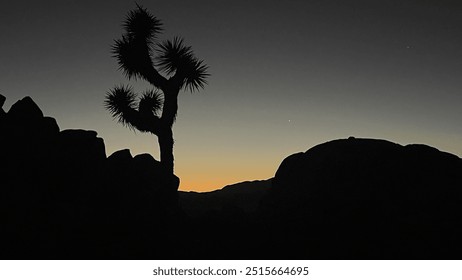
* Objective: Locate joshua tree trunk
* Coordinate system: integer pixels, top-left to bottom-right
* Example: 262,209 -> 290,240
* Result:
158,127 -> 174,178
157,86 -> 179,190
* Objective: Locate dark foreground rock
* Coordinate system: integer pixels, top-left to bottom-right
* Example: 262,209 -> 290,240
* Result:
0,95 -> 181,259
260,137 -> 462,259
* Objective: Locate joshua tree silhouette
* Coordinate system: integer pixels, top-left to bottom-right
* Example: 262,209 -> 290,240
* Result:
105,5 -> 209,188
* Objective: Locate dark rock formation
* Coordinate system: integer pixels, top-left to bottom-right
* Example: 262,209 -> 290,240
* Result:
0,94 -> 6,115
7,96 -> 44,121
262,138 -> 462,259
0,95 -> 181,259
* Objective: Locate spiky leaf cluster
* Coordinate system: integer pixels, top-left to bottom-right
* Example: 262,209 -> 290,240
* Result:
111,5 -> 209,91
183,58 -> 209,91
123,4 -> 162,42
156,37 -> 209,91
105,85 -> 137,127
105,85 -> 163,131
112,35 -> 154,80
156,37 -> 193,75
112,4 -> 163,81
139,89 -> 163,115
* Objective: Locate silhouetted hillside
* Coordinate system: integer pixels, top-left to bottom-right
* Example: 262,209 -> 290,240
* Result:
179,179 -> 271,218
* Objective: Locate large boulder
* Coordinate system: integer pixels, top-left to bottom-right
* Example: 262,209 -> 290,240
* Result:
0,96 -> 60,186
7,96 -> 43,122
107,148 -> 133,163
272,137 -> 461,202
138,154 -> 179,191
263,137 -> 462,259
58,129 -> 106,161
0,96 -> 59,145
106,150 -> 179,192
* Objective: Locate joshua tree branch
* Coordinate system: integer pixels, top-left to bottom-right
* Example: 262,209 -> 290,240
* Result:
145,68 -> 168,91
112,36 -> 168,90
124,107 -> 162,134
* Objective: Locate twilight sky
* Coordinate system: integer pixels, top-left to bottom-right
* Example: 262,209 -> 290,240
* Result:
1,0 -> 461,191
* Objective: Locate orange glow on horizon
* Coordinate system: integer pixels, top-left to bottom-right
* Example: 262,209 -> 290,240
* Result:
178,173 -> 272,193
176,161 -> 276,192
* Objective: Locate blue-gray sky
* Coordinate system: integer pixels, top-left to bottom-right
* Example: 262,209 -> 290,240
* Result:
1,0 -> 461,191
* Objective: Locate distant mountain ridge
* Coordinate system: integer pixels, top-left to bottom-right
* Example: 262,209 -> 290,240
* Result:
179,179 -> 271,218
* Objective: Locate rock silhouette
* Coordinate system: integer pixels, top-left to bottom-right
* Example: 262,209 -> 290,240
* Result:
261,137 -> 462,259
1,94 -> 462,259
0,95 -> 180,259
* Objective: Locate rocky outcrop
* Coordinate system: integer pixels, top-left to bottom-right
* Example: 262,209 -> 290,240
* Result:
8,96 -> 43,120
0,94 -> 7,115
0,95 -> 181,259
262,137 -> 462,259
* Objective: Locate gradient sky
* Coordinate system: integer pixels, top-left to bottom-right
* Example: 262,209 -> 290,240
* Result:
1,0 -> 461,192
